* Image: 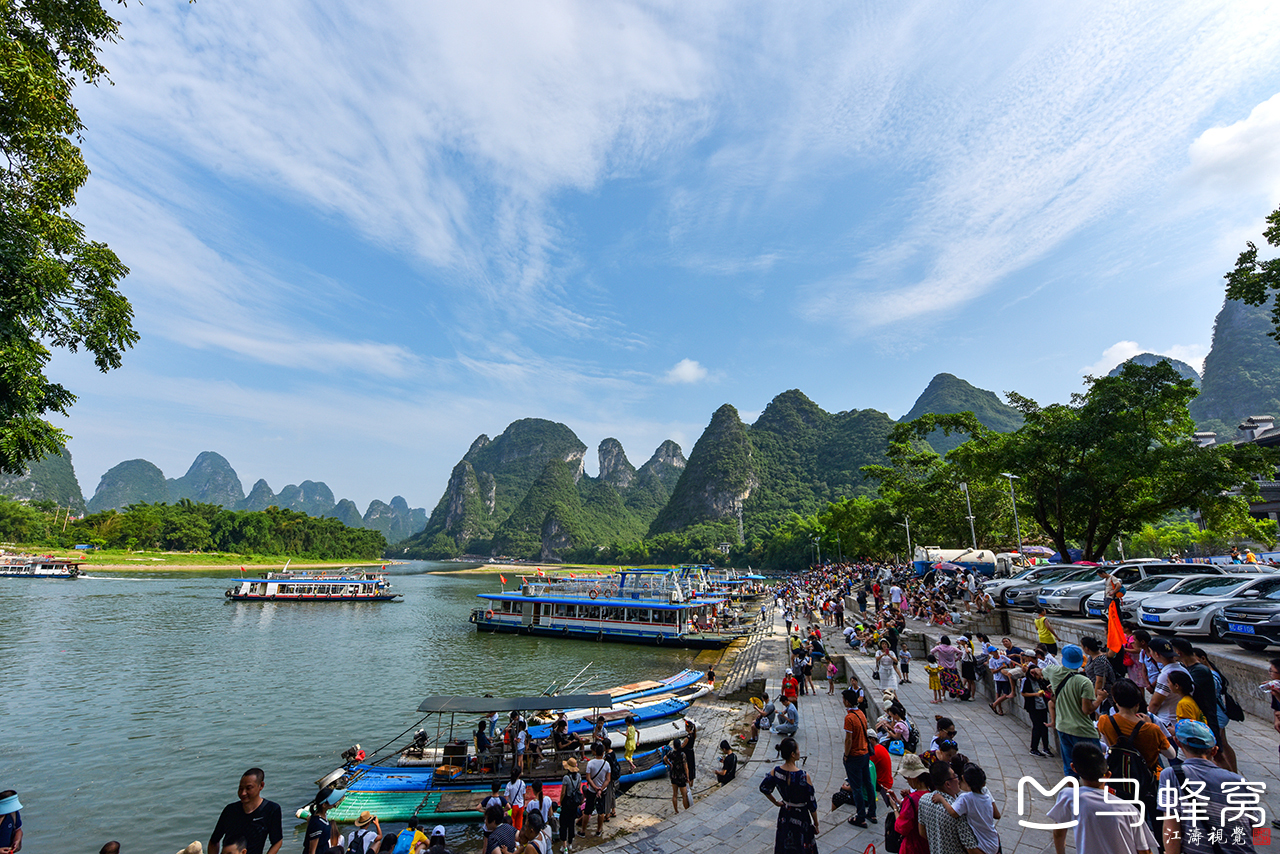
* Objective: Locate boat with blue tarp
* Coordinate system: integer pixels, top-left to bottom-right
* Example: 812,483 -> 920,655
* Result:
225,567 -> 401,602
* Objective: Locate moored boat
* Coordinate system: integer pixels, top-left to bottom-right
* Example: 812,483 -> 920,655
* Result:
225,568 -> 400,602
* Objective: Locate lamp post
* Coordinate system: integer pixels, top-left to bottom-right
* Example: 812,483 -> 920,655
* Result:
812,536 -> 821,567
960,482 -> 977,550
898,515 -> 913,571
834,533 -> 842,564
1000,473 -> 1023,559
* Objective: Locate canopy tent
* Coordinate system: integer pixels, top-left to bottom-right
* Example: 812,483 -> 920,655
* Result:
416,694 -> 614,714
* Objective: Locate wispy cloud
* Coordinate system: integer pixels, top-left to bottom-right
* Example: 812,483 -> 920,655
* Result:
1080,341 -> 1208,376
1187,90 -> 1280,203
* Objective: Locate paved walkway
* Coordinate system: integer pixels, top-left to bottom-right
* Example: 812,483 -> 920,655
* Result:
596,603 -> 1280,854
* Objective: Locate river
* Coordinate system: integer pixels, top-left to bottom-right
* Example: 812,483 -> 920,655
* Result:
0,562 -> 711,852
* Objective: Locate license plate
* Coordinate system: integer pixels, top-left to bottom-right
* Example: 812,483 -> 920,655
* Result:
1087,608 -> 1102,616
1227,623 -> 1255,634
1038,597 -> 1049,605
1141,614 -> 1158,623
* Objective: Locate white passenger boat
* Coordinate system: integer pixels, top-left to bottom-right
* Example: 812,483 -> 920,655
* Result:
0,555 -> 82,579
225,568 -> 401,602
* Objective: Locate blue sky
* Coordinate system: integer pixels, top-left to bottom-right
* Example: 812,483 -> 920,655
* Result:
47,1 -> 1280,513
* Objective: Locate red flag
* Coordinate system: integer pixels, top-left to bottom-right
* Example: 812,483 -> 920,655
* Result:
569,573 -> 575,579
596,570 -> 603,577
1106,600 -> 1126,653
500,574 -> 507,585
240,566 -> 245,575
537,568 -> 546,577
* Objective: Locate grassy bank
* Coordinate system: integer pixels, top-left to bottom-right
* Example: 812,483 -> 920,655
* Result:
434,562 -> 663,576
6,546 -> 384,571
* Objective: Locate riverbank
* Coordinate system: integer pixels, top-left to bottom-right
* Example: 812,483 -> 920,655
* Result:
432,562 -> 634,576
7,547 -> 393,571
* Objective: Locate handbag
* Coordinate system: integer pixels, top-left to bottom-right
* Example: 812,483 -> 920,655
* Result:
887,739 -> 905,756
1222,688 -> 1245,722
884,809 -> 902,853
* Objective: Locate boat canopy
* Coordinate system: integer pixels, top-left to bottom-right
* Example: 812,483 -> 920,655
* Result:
416,694 -> 614,714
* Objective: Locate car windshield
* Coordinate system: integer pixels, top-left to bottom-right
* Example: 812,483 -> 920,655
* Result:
1057,569 -> 1098,584
1173,576 -> 1254,597
1129,576 -> 1181,593
1253,578 -> 1280,601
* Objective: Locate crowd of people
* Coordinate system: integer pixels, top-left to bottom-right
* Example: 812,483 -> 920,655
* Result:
757,561 -> 1279,854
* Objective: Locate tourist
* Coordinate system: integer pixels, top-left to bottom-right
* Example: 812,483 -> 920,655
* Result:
826,658 -> 839,694
842,686 -> 873,828
1021,664 -> 1053,757
482,805 -> 516,854
347,813 -> 380,854
1098,678 -> 1172,772
602,737 -> 620,820
869,735 -> 894,805
476,720 -> 494,768
918,739 -> 959,771
759,737 -> 819,854
1047,743 -> 1157,854
929,763 -> 1000,854
505,768 -> 527,833
917,760 -> 981,854
101,843 -> 120,854
208,768 -> 284,854
714,739 -> 738,785
749,693 -> 776,742
775,696 -> 799,736
782,668 -> 800,706
931,635 -> 963,700
512,809 -> 550,854
0,792 -> 20,854
423,827 -> 452,854
899,647 -> 913,683
886,754 -> 931,854
925,654 -> 944,703
1044,644 -> 1107,779
582,742 -> 610,837
1097,566 -> 1125,613
525,782 -> 554,832
1080,636 -> 1114,709
557,759 -> 582,852
876,638 -> 901,693
680,719 -> 698,784
1158,720 -> 1256,854
1195,648 -> 1238,772
391,819 -> 426,854
928,717 -> 958,752
1146,637 -> 1187,733
1035,606 -> 1060,655
623,716 -> 639,774
958,638 -> 976,700
664,739 -> 690,813
1168,671 -> 1207,726
221,841 -> 246,854
303,787 -> 341,854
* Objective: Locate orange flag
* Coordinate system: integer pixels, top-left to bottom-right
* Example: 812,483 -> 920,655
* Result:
500,574 -> 507,585
1106,600 -> 1126,653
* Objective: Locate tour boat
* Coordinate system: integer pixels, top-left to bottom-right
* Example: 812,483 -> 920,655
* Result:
225,568 -> 401,602
469,567 -> 736,648
0,555 -> 82,579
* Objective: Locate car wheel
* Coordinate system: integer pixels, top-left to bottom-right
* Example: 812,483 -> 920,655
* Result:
1235,640 -> 1269,652
1079,601 -> 1091,618
1207,621 -> 1220,642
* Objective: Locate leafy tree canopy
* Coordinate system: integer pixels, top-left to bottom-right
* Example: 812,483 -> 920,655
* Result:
1225,203 -> 1280,343
0,0 -> 136,473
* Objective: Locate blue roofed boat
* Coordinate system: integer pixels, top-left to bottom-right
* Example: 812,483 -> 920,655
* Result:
225,567 -> 401,602
469,567 -> 739,648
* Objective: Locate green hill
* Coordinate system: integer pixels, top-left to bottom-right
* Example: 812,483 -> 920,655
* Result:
0,446 -> 87,513
902,373 -> 1024,454
1190,298 -> 1280,439
87,459 -> 170,512
1108,353 -> 1200,386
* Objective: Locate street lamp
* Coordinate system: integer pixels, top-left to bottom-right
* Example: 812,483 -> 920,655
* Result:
959,482 -> 977,550
834,533 -> 842,564
1000,473 -> 1023,559
812,536 -> 821,567
897,515 -> 913,571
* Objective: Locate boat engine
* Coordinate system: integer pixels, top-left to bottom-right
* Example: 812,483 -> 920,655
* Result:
340,743 -> 366,764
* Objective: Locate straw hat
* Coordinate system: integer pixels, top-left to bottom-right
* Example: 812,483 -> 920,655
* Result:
563,757 -> 579,772
354,811 -> 376,827
898,753 -> 929,779
177,844 -> 203,854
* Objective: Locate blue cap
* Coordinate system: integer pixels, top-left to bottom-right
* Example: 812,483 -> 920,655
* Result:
1060,644 -> 1084,669
0,794 -> 20,813
1175,719 -> 1216,749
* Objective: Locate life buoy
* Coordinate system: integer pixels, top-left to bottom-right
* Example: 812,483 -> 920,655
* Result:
589,589 -> 599,599
656,634 -> 664,645
485,609 -> 495,620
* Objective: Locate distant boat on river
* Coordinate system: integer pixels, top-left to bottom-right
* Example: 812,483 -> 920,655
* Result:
0,554 -> 82,579
224,567 -> 401,602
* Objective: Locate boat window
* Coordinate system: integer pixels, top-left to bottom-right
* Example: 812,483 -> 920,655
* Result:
625,608 -> 649,623
584,605 -> 601,620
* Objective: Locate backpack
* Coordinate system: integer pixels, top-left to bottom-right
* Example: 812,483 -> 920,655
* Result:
347,829 -> 375,854
1219,671 -> 1246,723
392,829 -> 418,854
884,809 -> 903,853
904,722 -> 920,754
561,774 -> 583,814
1103,715 -> 1157,811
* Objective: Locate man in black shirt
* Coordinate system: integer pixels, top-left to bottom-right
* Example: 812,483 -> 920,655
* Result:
209,768 -> 283,854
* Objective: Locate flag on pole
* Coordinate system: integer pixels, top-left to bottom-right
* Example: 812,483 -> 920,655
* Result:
537,568 -> 546,577
500,574 -> 507,585
1106,600 -> 1126,653
240,566 -> 245,575
596,570 -> 603,577
569,573 -> 575,579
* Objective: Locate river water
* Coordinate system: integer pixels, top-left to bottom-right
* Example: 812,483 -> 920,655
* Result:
0,562 -> 711,852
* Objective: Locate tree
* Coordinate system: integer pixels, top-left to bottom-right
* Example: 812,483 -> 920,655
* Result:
0,0 -> 137,473
1225,203 -> 1280,343
952,362 -> 1275,561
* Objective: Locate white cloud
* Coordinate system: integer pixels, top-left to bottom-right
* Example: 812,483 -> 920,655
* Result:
1187,91 -> 1280,202
663,358 -> 709,384
1080,341 -> 1208,377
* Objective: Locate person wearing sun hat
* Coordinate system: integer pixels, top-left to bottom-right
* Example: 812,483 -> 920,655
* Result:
425,826 -> 451,854
0,791 -> 21,854
888,755 -> 932,854
1158,720 -> 1256,854
346,812 -> 380,854
1043,644 -> 1107,779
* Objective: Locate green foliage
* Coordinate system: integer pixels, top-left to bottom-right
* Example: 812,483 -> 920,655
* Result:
1108,354 -> 1200,387
0,444 -> 85,511
651,403 -> 755,535
755,496 -> 904,571
0,0 -> 137,473
1224,203 -> 1280,344
902,373 -> 1024,455
950,362 -> 1276,561
59,500 -> 387,558
0,497 -> 48,542
1189,297 -> 1280,437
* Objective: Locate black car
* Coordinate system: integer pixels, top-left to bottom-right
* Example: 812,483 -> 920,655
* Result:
1215,596 -> 1280,652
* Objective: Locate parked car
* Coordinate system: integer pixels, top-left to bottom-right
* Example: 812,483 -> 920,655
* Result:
1005,568 -> 1096,610
1214,591 -> 1280,652
984,565 -> 1073,603
1074,563 -> 1244,620
1083,575 -> 1189,621
1137,574 -> 1280,638
1037,561 -> 1165,616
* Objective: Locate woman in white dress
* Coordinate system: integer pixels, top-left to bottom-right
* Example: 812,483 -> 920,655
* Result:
874,638 -> 901,693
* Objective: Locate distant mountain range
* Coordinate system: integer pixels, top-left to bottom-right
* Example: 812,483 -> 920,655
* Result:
1,294 -> 1275,556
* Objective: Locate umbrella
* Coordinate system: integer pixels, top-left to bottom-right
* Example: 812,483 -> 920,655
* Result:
932,562 -> 962,571
1075,561 -> 1100,567
1020,545 -> 1055,556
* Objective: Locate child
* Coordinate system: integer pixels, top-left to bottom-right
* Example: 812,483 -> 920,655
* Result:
623,715 -> 638,774
708,668 -> 716,690
932,763 -> 1001,854
826,659 -> 838,694
898,648 -> 912,684
1169,670 -> 1207,725
925,654 -> 943,704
